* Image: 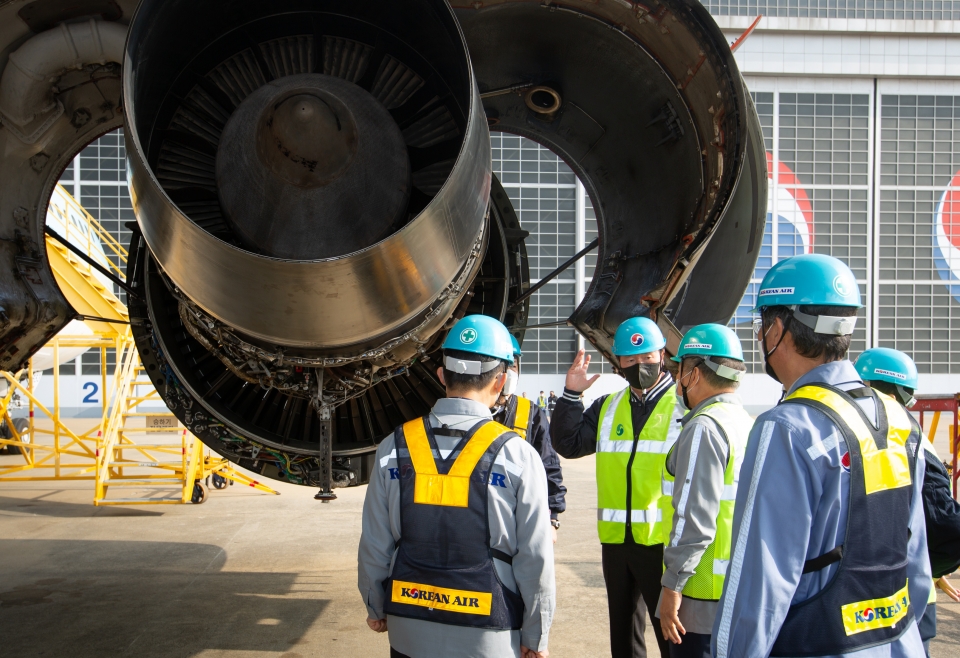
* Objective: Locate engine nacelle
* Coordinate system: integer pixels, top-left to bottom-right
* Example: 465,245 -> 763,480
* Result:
118,0 -> 764,492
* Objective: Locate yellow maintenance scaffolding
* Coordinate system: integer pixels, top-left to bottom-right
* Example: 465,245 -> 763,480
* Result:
0,185 -> 277,504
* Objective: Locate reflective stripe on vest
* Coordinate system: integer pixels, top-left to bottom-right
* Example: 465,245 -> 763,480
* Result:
658,401 -> 753,600
597,508 -> 663,524
786,386 -> 913,494
404,417 -> 509,507
595,384 -> 683,545
511,396 -> 532,440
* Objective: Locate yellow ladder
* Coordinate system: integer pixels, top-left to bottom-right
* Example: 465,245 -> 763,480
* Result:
1,184 -> 278,504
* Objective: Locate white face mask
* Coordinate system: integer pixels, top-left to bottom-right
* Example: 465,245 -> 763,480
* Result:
503,369 -> 519,397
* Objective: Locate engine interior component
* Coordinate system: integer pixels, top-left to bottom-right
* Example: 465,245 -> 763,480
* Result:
216,73 -> 412,260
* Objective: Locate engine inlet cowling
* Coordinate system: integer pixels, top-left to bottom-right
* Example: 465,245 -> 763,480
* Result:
125,0 -> 489,351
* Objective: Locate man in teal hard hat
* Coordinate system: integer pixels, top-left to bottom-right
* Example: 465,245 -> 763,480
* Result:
855,347 -> 920,409
358,315 -> 555,658
553,316 -> 680,658
855,348 -> 960,658
654,324 -> 753,658
712,254 -> 932,658
493,335 -> 566,543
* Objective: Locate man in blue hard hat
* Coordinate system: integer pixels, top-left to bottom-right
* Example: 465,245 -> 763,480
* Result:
358,315 -> 555,658
855,348 -> 960,658
493,335 -> 566,543
655,324 -> 753,658
552,316 -> 680,658
712,254 -> 932,658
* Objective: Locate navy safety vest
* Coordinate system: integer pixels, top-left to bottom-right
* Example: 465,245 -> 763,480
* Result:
383,416 -> 524,630
501,395 -> 533,441
770,384 -> 920,657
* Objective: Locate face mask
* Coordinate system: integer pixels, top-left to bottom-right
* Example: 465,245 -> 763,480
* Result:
758,319 -> 786,384
677,368 -> 696,410
623,361 -> 661,390
896,385 -> 917,409
502,368 -> 518,397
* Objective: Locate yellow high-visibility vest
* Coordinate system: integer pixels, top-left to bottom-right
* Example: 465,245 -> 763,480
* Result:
659,401 -> 753,600
595,385 -> 683,544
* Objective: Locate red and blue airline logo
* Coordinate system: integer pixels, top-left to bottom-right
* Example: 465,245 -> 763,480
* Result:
737,155 -> 815,319
630,333 -> 644,347
932,171 -> 960,304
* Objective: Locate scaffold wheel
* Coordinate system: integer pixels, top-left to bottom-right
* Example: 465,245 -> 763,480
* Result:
191,481 -> 207,504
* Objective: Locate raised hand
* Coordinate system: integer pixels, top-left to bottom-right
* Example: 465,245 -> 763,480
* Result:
565,348 -> 601,393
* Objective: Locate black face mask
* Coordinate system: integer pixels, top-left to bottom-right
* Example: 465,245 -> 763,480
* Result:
677,370 -> 695,410
759,319 -> 787,384
623,361 -> 661,390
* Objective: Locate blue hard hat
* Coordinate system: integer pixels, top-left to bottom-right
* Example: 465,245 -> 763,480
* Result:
752,254 -> 862,312
671,324 -> 745,381
442,315 -> 515,364
510,334 -> 522,358
671,324 -> 744,362
612,317 -> 666,356
855,348 -> 919,390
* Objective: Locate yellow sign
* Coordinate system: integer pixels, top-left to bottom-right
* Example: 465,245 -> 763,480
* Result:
841,582 -> 910,636
391,580 -> 492,616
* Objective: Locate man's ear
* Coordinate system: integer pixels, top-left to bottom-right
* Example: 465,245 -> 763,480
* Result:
771,317 -> 787,345
436,366 -> 446,387
491,371 -> 507,395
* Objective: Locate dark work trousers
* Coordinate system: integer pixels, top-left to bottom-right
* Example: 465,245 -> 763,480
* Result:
602,540 -> 672,658
919,603 -> 936,658
668,632 -> 712,658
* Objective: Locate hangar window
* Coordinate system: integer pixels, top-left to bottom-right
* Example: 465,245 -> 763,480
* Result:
729,91 -> 870,372
700,0 -> 960,21
877,94 -> 960,372
492,133 -> 581,375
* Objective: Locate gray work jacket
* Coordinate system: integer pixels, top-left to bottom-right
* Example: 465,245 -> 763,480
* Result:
357,397 -> 555,657
657,392 -> 743,635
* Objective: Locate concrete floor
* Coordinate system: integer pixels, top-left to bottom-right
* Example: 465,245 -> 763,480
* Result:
0,451 -> 958,657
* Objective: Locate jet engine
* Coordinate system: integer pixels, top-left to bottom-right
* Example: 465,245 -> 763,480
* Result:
0,0 -> 766,495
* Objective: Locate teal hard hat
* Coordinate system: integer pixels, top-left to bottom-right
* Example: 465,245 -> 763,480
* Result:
441,315 -> 515,374
753,254 -> 862,311
752,254 -> 861,336
855,348 -> 919,390
510,334 -> 522,358
612,317 -> 666,356
671,324 -> 745,381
